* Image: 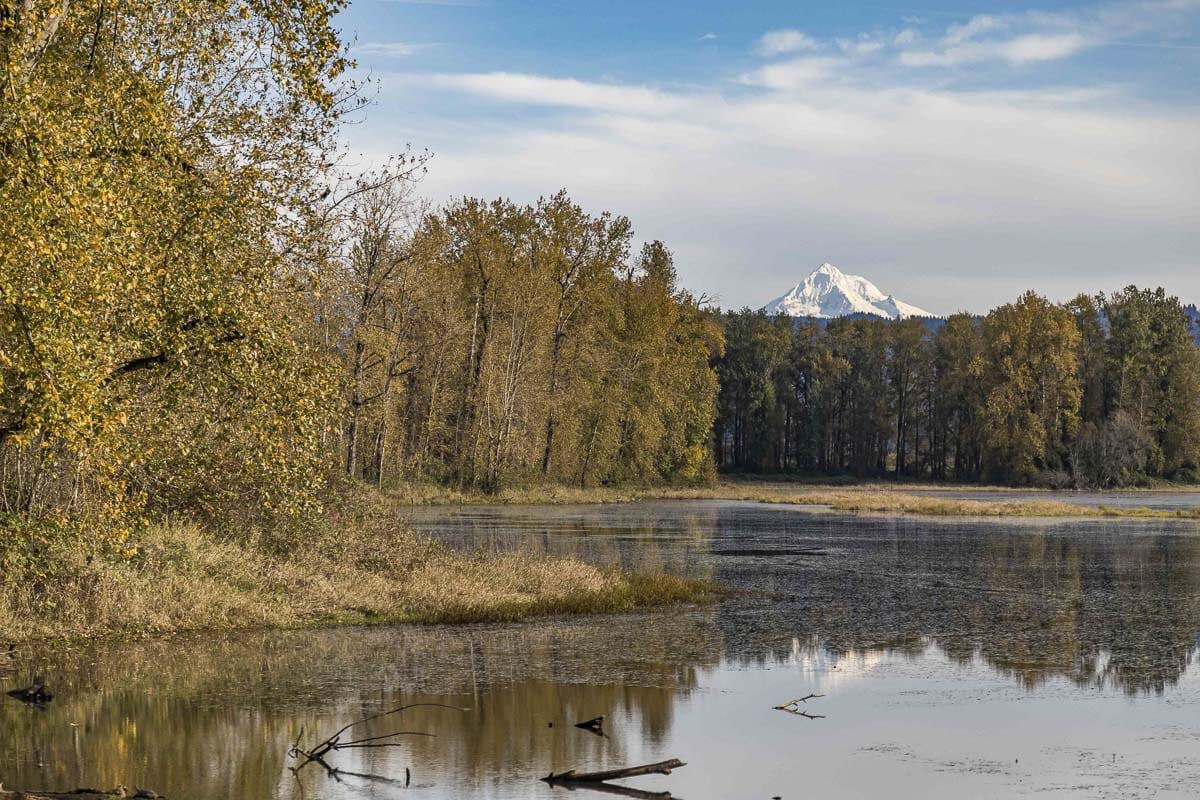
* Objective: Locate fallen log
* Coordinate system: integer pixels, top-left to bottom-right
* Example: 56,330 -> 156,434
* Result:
543,759 -> 687,783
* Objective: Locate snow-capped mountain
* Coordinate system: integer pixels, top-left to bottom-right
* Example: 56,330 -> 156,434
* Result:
763,263 -> 934,320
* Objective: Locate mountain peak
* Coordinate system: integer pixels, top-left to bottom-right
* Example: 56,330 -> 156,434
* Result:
763,263 -> 934,320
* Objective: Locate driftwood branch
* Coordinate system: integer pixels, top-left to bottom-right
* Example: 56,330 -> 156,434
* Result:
773,693 -> 825,719
543,759 -> 687,783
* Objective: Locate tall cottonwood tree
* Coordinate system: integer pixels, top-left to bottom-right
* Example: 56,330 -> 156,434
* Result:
888,317 -> 928,477
1102,286 -> 1200,476
931,313 -> 986,481
980,292 -> 1081,483
327,165 -> 430,484
536,192 -> 630,477
0,1 -> 353,521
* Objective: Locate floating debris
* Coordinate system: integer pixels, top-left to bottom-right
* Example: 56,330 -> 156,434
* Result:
773,693 -> 825,719
574,715 -> 606,736
6,677 -> 53,705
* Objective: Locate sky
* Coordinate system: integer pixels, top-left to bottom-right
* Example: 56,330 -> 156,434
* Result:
334,0 -> 1200,316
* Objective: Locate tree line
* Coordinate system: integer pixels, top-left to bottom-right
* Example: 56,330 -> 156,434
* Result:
0,1 -> 720,532
713,289 -> 1200,487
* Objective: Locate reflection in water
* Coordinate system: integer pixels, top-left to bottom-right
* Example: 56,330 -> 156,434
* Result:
715,508 -> 1200,694
2,500 -> 1200,798
0,619 -> 718,799
412,501 -> 1200,693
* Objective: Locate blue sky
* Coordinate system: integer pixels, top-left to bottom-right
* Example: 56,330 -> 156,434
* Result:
336,0 -> 1200,314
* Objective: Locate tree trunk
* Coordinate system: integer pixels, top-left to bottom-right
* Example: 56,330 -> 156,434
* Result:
541,329 -> 565,476
346,339 -> 365,477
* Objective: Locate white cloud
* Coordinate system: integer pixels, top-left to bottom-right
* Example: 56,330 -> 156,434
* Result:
755,29 -> 819,57
894,28 -> 919,46
361,65 -> 1200,312
895,0 -> 1200,70
353,42 -> 433,58
740,57 -> 846,88
424,72 -> 690,115
698,33 -> 719,41
836,35 -> 885,56
900,32 -> 1092,66
999,32 -> 1092,62
944,14 -> 1005,45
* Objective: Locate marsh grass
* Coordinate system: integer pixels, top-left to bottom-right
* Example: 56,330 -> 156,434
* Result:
0,510 -> 717,644
728,488 -> 1200,518
393,480 -> 1200,519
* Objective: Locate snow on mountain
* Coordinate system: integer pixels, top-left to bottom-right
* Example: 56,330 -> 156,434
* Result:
762,263 -> 935,320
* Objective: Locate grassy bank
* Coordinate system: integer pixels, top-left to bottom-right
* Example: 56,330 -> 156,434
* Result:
0,509 -> 718,644
393,480 -> 1200,519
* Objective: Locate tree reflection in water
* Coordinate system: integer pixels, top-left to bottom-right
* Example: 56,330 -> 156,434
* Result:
0,617 -> 716,798
412,502 -> 1200,693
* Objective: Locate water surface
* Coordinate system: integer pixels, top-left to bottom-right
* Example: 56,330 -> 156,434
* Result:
4,500 -> 1200,799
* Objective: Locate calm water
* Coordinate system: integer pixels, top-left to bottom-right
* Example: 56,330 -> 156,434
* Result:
4,499 -> 1200,799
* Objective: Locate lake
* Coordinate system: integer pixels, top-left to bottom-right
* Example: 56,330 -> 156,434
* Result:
3,499 -> 1200,799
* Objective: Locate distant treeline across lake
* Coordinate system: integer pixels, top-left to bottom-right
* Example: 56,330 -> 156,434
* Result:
712,289 -> 1200,488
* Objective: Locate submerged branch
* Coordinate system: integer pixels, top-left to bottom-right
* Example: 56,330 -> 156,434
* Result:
289,702 -> 466,776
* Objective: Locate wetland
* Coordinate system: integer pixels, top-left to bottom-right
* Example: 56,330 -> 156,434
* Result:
4,498 -> 1200,799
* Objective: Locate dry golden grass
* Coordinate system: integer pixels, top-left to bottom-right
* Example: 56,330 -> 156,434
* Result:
394,480 -> 1200,519
0,516 -> 718,644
